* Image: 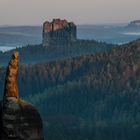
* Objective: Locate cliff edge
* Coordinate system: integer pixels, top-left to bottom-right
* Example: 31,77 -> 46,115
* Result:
0,52 -> 44,140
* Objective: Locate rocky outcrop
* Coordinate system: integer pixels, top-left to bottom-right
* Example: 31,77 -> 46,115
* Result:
4,52 -> 19,98
43,18 -> 77,46
128,20 -> 140,27
0,52 -> 44,140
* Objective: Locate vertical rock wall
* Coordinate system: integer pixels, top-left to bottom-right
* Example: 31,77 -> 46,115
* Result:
43,18 -> 77,46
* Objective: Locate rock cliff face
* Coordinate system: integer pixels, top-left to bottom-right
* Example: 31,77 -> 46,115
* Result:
43,18 -> 77,46
0,52 -> 44,140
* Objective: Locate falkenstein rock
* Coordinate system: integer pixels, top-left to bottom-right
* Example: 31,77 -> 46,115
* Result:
43,18 -> 77,46
0,52 -> 44,140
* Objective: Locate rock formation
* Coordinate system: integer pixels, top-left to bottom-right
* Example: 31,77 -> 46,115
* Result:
0,52 -> 44,140
128,20 -> 140,27
43,18 -> 77,46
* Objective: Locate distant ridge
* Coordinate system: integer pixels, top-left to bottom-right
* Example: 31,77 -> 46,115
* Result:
128,20 -> 140,27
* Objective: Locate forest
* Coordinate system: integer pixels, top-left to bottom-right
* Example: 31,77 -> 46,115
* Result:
0,39 -> 140,139
26,39 -> 140,140
0,39 -> 113,66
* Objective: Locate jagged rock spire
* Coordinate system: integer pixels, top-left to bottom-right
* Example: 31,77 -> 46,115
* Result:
4,52 -> 19,98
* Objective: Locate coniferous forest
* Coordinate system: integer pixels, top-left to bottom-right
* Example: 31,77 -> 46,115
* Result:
1,0 -> 140,140
1,39 -> 140,139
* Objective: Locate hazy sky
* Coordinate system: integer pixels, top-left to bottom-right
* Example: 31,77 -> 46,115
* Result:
0,0 -> 140,25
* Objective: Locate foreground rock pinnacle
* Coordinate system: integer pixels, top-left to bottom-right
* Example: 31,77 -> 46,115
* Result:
0,52 -> 44,140
4,52 -> 19,98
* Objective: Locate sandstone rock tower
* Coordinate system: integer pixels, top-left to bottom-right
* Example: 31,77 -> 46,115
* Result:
43,18 -> 77,46
0,52 -> 44,140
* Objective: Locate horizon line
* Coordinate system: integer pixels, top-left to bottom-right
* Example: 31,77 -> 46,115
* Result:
0,22 -> 129,27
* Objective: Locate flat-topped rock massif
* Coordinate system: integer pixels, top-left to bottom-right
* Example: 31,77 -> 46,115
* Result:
43,18 -> 77,46
0,52 -> 44,140
128,20 -> 140,27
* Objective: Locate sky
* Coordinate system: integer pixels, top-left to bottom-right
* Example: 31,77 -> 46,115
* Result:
0,0 -> 140,25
